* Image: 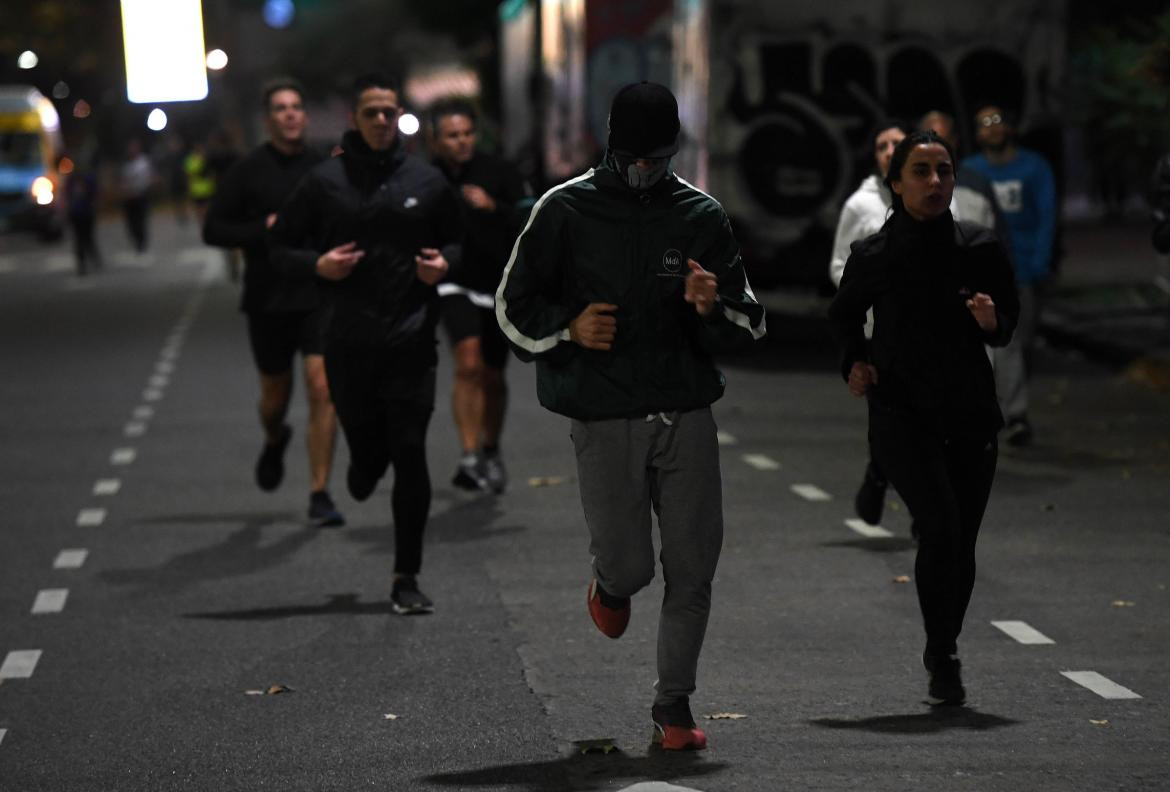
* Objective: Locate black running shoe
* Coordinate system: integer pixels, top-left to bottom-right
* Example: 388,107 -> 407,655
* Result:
924,653 -> 966,705
347,463 -> 378,502
255,424 -> 292,492
451,454 -> 488,491
854,460 -> 887,525
1005,416 -> 1033,447
391,576 -> 434,615
308,490 -> 345,528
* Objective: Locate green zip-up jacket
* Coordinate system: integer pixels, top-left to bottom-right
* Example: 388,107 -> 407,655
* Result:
495,160 -> 766,420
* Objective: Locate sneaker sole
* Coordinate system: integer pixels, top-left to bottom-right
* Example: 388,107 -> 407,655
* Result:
311,514 -> 346,528
391,602 -> 434,615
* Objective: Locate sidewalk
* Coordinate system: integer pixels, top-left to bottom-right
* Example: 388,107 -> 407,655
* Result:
1042,221 -> 1170,389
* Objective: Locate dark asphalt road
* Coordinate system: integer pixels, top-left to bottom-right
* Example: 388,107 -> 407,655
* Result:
1,216 -> 1168,791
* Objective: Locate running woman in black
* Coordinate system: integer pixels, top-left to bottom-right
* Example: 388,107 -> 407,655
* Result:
270,72 -> 463,614
203,77 -> 344,528
829,130 -> 1019,704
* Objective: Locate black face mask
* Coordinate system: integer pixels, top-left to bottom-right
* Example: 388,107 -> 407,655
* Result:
610,151 -> 671,191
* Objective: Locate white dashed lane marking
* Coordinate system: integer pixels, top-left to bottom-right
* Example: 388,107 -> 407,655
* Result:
791,484 -> 831,501
124,421 -> 147,437
155,361 -> 175,375
111,448 -> 137,465
142,388 -> 164,402
716,431 -> 737,446
844,518 -> 893,538
148,374 -> 169,388
133,405 -> 154,420
1061,671 -> 1141,700
93,479 -> 121,496
992,620 -> 1055,645
0,728 -> 6,746
31,589 -> 69,614
53,549 -> 88,569
76,508 -> 107,527
741,453 -> 780,471
0,650 -> 42,679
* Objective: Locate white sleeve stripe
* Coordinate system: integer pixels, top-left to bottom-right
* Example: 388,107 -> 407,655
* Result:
495,170 -> 595,354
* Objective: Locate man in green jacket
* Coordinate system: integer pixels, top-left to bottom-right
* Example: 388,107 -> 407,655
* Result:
496,82 -> 765,751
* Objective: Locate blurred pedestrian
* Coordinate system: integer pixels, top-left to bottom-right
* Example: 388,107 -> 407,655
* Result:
184,141 -> 215,223
496,81 -> 766,750
271,72 -> 463,615
918,111 -> 1005,237
428,98 -> 529,493
119,139 -> 153,253
828,130 -> 1018,705
963,105 -> 1055,447
64,155 -> 102,276
829,119 -> 907,527
202,77 -> 345,529
1150,151 -> 1170,255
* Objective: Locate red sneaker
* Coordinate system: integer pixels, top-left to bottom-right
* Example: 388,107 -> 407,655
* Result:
651,703 -> 708,751
586,579 -> 630,638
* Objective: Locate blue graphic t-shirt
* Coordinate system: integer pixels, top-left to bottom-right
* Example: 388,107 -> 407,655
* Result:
962,148 -> 1056,284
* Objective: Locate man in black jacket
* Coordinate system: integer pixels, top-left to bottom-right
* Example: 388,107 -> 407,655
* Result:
270,72 -> 463,614
429,99 -> 529,493
203,78 -> 344,528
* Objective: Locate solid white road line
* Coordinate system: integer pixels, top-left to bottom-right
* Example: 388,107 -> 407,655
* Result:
1061,671 -> 1141,700
716,431 -> 737,446
133,405 -> 154,420
791,484 -> 831,501
76,508 -> 107,527
844,518 -> 893,538
155,361 -> 175,375
53,549 -> 88,569
992,620 -> 1055,645
741,453 -> 780,470
124,421 -> 147,437
93,479 -> 121,496
31,589 -> 69,614
0,650 -> 42,679
0,728 -> 6,745
111,447 -> 137,465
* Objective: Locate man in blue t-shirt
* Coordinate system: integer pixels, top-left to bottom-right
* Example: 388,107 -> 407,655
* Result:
963,105 -> 1056,446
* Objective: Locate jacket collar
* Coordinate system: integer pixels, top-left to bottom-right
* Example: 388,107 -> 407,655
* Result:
595,154 -> 677,201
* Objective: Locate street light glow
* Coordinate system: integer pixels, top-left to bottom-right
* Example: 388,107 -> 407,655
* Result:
17,51 -> 38,70
147,108 -> 168,131
120,0 -> 209,103
399,113 -> 420,136
263,0 -> 295,29
206,49 -> 228,70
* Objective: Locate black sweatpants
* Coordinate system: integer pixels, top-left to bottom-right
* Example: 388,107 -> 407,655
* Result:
869,405 -> 998,660
326,347 -> 435,575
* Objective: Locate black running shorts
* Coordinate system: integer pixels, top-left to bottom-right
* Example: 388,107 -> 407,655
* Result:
439,293 -> 509,369
245,308 -> 327,376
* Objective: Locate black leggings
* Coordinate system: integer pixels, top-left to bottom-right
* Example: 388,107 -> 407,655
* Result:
869,407 -> 998,659
327,351 -> 435,575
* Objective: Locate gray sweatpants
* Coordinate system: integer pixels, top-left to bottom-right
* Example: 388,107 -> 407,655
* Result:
570,407 -> 723,707
993,282 -> 1036,421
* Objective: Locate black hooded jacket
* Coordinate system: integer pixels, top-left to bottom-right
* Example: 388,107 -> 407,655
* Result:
270,131 -> 463,365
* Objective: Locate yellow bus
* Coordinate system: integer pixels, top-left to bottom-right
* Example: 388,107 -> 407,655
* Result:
0,85 -> 64,240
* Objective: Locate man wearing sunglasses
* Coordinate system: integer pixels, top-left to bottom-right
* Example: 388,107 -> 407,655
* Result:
271,72 -> 464,615
497,82 -> 765,750
963,105 -> 1056,447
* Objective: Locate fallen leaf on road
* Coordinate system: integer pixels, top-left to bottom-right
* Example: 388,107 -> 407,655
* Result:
1111,600 -> 1135,608
573,738 -> 618,755
383,713 -> 398,720
704,712 -> 747,720
889,502 -> 901,512
245,685 -> 293,695
529,476 -> 568,487
893,575 -> 911,584
1089,719 -> 1109,726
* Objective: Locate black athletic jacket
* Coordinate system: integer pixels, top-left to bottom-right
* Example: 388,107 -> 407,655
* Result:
270,132 -> 463,365
202,143 -> 323,313
435,152 -> 529,296
828,210 -> 1019,435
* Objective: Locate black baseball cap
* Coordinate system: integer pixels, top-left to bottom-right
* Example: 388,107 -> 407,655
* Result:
607,81 -> 680,158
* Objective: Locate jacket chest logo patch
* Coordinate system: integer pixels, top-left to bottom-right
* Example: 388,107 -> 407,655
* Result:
662,249 -> 683,274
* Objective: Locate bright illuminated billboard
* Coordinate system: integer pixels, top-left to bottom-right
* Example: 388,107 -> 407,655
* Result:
121,0 -> 209,103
